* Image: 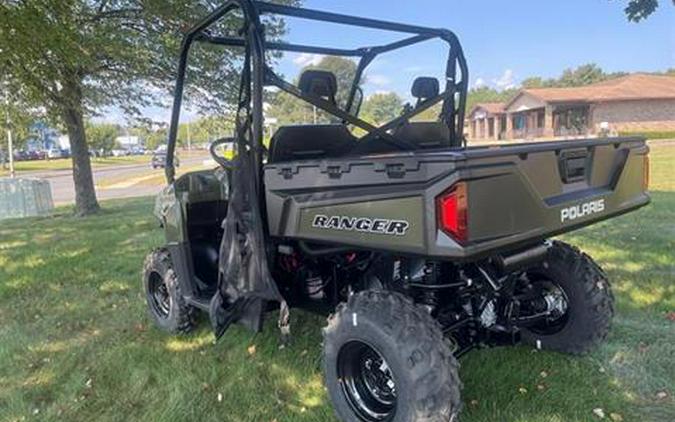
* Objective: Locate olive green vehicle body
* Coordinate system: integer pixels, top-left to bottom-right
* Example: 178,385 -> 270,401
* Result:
156,137 -> 649,262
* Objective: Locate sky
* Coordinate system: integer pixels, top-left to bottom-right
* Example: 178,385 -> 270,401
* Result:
105,0 -> 675,124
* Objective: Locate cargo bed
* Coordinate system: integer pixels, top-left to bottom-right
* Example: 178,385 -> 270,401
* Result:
264,137 -> 650,260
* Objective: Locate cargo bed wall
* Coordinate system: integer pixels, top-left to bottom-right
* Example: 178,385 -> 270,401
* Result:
263,137 -> 650,260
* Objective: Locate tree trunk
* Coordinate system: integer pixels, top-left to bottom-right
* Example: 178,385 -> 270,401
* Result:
61,95 -> 100,216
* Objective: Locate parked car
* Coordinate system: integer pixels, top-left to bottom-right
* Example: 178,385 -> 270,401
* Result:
13,150 -> 29,161
47,148 -> 64,159
111,149 -> 129,157
130,146 -> 146,156
151,152 -> 179,169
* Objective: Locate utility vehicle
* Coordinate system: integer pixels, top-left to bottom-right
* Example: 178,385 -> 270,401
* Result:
142,2 -> 650,421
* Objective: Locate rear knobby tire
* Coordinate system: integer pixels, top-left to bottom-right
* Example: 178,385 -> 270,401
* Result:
323,290 -> 462,422
522,241 -> 614,355
142,249 -> 196,334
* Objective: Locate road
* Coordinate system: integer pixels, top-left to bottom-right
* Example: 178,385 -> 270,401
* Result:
16,155 -> 208,205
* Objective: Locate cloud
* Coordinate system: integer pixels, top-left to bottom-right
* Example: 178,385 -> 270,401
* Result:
493,69 -> 516,90
473,77 -> 486,88
366,74 -> 391,87
293,53 -> 325,67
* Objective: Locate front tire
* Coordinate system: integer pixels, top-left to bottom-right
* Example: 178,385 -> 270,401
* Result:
323,291 -> 462,422
142,249 -> 196,334
522,241 -> 614,355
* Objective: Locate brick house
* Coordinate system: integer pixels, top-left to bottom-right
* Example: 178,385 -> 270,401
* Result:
469,74 -> 675,140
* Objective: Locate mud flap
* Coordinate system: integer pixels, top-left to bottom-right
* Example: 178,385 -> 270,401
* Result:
209,149 -> 290,342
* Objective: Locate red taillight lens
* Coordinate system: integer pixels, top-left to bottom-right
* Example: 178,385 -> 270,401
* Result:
436,182 -> 468,243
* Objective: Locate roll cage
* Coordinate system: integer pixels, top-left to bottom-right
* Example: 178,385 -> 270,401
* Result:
165,0 -> 469,184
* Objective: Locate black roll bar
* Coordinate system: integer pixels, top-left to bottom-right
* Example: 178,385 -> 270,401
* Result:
165,0 -> 469,184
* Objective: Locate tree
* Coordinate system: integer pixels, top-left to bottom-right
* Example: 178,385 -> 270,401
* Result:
465,86 -> 518,113
361,92 -> 404,126
622,0 -> 675,22
521,64 -> 627,90
0,0 -> 297,215
267,56 -> 359,126
86,123 -> 118,156
307,56 -> 358,109
0,90 -> 35,153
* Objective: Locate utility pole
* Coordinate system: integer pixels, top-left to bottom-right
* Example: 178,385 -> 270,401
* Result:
4,83 -> 15,178
187,121 -> 191,153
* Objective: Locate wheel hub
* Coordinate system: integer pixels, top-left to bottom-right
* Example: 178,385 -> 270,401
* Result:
148,272 -> 171,318
338,341 -> 397,421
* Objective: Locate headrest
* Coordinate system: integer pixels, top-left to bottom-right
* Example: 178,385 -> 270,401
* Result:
411,77 -> 440,100
299,70 -> 338,104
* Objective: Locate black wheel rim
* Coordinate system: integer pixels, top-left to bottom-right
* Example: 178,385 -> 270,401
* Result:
526,278 -> 570,335
337,340 -> 397,421
148,271 -> 171,318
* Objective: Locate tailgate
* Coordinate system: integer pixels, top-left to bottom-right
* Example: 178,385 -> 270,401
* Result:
448,137 -> 650,257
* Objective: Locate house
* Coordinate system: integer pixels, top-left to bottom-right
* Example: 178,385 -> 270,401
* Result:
469,74 -> 675,140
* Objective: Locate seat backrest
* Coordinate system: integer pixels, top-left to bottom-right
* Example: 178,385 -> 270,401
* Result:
392,121 -> 451,150
298,70 -> 338,105
412,77 -> 440,103
268,125 -> 357,163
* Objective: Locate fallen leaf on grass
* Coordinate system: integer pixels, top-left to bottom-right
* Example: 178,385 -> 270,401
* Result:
518,387 -> 528,394
656,391 -> 669,400
469,399 -> 479,407
539,371 -> 548,378
537,384 -> 547,391
593,408 -> 606,419
609,413 -> 623,422
665,311 -> 675,321
217,393 -> 223,402
247,345 -> 257,356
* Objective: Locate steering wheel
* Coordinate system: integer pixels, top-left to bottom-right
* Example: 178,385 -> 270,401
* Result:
209,137 -> 236,168
209,137 -> 270,168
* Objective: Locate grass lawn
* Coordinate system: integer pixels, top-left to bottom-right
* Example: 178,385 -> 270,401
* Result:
0,156 -> 152,175
1,146 -> 673,422
0,150 -> 209,176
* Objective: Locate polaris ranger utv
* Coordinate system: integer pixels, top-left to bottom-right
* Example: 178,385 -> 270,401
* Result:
142,1 -> 650,420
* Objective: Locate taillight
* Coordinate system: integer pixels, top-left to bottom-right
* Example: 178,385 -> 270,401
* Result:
436,182 -> 468,243
643,154 -> 650,191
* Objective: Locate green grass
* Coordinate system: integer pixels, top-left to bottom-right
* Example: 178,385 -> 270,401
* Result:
0,151 -> 209,176
0,156 -> 151,175
1,147 -> 674,422
619,131 -> 675,140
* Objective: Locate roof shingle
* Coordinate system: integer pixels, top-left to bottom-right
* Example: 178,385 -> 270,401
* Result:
519,74 -> 675,104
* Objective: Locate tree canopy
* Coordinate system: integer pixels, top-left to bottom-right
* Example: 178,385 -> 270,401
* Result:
86,123 -> 119,155
360,92 -> 404,126
0,0 -> 297,215
622,0 -> 675,22
266,56 -> 359,126
521,64 -> 628,89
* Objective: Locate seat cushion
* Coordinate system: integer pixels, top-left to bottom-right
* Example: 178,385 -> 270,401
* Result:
269,125 -> 357,163
392,122 -> 451,149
